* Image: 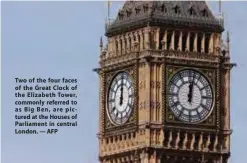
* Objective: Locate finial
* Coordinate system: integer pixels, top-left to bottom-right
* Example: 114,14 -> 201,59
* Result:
227,31 -> 230,43
219,0 -> 221,14
100,36 -> 104,53
100,36 -> 103,48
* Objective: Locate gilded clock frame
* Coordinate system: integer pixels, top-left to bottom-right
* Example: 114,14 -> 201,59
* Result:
163,63 -> 220,130
102,63 -> 138,135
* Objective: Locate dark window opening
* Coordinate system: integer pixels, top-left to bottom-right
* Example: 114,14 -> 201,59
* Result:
142,34 -> 145,49
135,8 -> 140,14
133,35 -> 136,42
187,134 -> 192,149
138,34 -> 141,50
174,31 -> 180,50
197,33 -> 202,53
201,9 -> 208,17
129,37 -> 132,51
164,130 -> 170,145
124,38 -> 127,51
110,137 -> 113,143
173,5 -> 180,14
193,134 -> 200,150
209,134 -> 215,151
118,13 -> 124,20
167,31 -> 172,50
178,131 -> 185,149
182,32 -> 187,52
144,6 -> 148,13
119,39 -> 122,54
205,33 -> 210,53
123,134 -> 126,140
158,31 -> 163,50
202,134 -> 208,149
189,33 -> 195,52
161,4 -> 166,12
189,7 -> 196,16
126,11 -> 131,17
116,40 -> 119,52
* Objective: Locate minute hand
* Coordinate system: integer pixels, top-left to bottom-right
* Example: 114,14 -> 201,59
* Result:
188,71 -> 195,103
191,72 -> 196,101
119,76 -> 124,105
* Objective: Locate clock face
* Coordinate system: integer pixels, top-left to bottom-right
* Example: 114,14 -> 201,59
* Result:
167,69 -> 214,123
107,71 -> 134,125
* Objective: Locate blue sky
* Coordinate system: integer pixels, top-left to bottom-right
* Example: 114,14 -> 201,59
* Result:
1,1 -> 247,163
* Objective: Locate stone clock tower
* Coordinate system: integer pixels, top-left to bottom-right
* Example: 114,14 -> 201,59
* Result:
94,1 -> 236,163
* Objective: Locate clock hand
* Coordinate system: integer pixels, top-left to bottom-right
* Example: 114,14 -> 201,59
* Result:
119,74 -> 124,105
188,71 -> 196,103
191,71 -> 196,102
187,71 -> 193,103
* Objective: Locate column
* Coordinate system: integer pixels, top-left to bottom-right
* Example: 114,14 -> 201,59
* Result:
170,31 -> 175,50
129,33 -> 134,52
120,36 -> 125,55
144,27 -> 151,49
178,31 -> 182,51
209,33 -> 214,53
126,34 -> 130,53
134,31 -> 140,51
117,37 -> 121,55
156,28 -> 160,50
193,33 -> 198,52
161,30 -> 167,50
139,30 -> 144,51
201,33 -> 205,53
186,32 -> 190,51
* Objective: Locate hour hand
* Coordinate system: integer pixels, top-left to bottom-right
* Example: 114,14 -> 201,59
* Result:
187,83 -> 193,103
119,89 -> 123,105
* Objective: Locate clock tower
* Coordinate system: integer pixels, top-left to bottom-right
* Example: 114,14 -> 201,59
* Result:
94,1 -> 236,163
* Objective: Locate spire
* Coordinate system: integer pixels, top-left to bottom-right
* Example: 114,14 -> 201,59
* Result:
100,36 -> 103,52
227,31 -> 230,43
219,0 -> 222,13
226,31 -> 230,56
107,0 -> 111,24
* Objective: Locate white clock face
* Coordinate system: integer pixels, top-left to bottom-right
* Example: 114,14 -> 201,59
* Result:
167,69 -> 214,123
107,72 -> 134,125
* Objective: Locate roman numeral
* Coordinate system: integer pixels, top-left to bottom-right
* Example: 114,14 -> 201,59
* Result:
200,85 -> 209,91
110,107 -> 116,113
108,99 -> 115,102
201,104 -> 210,110
127,103 -> 132,108
178,107 -> 185,117
202,96 -> 212,99
178,73 -> 185,83
171,101 -> 179,108
196,75 -> 201,84
110,87 -> 116,92
196,110 -> 202,119
168,92 -> 178,96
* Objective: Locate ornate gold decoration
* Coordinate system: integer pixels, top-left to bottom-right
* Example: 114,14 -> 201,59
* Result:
164,65 -> 218,129
102,64 -> 138,135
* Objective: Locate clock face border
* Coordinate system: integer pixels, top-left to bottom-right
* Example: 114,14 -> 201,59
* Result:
167,68 -> 215,124
106,71 -> 135,126
163,65 -> 218,129
102,65 -> 138,134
